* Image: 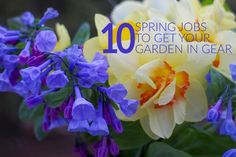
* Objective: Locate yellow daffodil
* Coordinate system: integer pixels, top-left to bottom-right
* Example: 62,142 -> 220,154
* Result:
83,0 -> 236,139
54,23 -> 71,52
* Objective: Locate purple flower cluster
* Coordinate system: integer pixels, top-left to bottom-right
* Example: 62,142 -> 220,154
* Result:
207,64 -> 236,141
0,8 -> 138,157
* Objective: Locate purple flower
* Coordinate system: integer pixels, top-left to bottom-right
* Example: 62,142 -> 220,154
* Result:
19,41 -> 31,64
21,11 -> 34,26
24,89 -> 55,108
95,137 -> 109,157
207,98 -> 223,122
108,138 -> 119,156
20,59 -> 52,83
64,45 -> 85,66
68,119 -> 90,132
46,70 -> 69,89
3,54 -> 18,72
229,64 -> 236,81
89,98 -> 109,136
38,8 -> 59,26
72,86 -> 96,122
20,67 -> 41,83
9,68 -> 20,86
102,83 -> 127,103
34,30 -> 57,53
0,26 -> 20,36
205,72 -> 211,84
220,97 -> 236,135
64,96 -> 74,119
119,99 -> 138,117
27,54 -> 45,66
0,43 -> 17,58
0,34 -> 19,43
106,103 -> 123,134
0,70 -> 12,92
223,149 -> 236,157
43,107 -> 67,131
77,53 -> 109,88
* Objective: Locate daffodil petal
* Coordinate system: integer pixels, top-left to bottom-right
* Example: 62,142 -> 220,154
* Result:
54,23 -> 71,52
144,0 -> 176,20
214,31 -> 236,79
95,14 -> 111,49
185,79 -> 208,122
173,97 -> 186,124
154,78 -> 176,106
107,42 -> 140,83
111,1 -> 145,24
140,116 -> 159,140
83,37 -> 103,62
135,59 -> 162,89
148,106 -> 175,138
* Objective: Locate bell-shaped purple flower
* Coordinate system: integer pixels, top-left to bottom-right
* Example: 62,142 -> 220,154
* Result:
24,89 -> 55,108
27,54 -> 45,66
20,59 -> 52,83
48,117 -> 67,131
229,64 -> 236,81
89,117 -> 109,136
95,137 -> 109,157
207,98 -> 223,122
21,11 -> 34,26
223,149 -> 236,157
89,98 -> 109,136
64,45 -> 85,66
72,86 -> 96,122
0,70 -> 12,92
77,52 -> 109,88
106,103 -> 123,134
0,33 -> 20,43
20,67 -> 41,83
64,96 -> 74,119
68,119 -> 90,132
19,41 -> 31,64
46,70 -> 69,89
0,43 -> 17,58
38,8 -> 59,26
43,107 -> 67,132
108,138 -> 119,156
101,83 -> 127,103
34,30 -> 57,53
9,68 -> 20,86
3,54 -> 18,72
119,99 -> 138,117
220,97 -> 236,135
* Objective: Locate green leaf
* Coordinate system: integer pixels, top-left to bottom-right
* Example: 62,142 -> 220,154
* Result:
72,22 -> 90,45
145,142 -> 192,157
206,68 -> 234,104
111,121 -> 152,150
201,0 -> 214,6
80,88 -> 93,100
201,0 -> 230,10
18,101 -> 44,121
166,126 -> 236,157
34,116 -> 48,141
7,17 -> 24,30
44,86 -> 73,108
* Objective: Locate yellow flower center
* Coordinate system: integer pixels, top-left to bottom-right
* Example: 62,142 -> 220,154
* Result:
137,61 -> 190,108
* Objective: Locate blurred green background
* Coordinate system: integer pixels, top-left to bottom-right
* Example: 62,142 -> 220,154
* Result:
0,0 -> 235,157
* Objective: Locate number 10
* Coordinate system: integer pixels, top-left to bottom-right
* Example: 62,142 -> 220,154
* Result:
102,23 -> 135,54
